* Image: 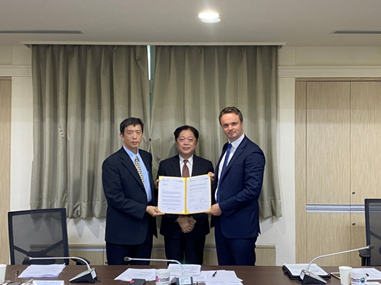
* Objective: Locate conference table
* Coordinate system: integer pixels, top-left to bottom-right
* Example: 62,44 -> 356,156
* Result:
3,265 -> 357,285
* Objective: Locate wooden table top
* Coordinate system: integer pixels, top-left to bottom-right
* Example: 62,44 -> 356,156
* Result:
3,265 -> 358,285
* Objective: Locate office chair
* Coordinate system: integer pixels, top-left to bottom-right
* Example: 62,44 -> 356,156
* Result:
359,199 -> 381,266
8,208 -> 85,265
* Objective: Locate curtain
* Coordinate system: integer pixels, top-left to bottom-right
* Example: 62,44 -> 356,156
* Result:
30,45 -> 150,218
150,46 -> 281,218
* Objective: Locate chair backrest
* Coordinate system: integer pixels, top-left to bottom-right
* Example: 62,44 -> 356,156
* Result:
8,208 -> 70,265
365,199 -> 381,266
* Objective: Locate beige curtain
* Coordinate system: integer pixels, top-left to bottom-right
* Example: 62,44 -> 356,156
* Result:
150,46 -> 281,218
31,45 -> 150,218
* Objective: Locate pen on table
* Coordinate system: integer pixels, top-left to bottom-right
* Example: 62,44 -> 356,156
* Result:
212,271 -> 217,277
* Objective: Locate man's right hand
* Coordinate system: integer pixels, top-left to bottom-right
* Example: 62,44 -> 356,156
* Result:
146,206 -> 165,217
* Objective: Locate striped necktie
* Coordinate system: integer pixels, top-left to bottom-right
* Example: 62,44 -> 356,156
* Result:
134,156 -> 145,189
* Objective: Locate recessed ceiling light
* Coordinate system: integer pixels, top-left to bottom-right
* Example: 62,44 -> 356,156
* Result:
198,12 -> 221,23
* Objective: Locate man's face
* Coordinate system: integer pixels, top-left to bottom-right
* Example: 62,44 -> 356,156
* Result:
120,124 -> 143,153
175,129 -> 197,159
220,113 -> 244,142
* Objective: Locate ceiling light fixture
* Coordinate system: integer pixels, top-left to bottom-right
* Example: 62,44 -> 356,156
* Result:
198,12 -> 220,23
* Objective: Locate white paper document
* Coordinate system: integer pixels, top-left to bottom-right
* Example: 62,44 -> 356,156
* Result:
114,268 -> 156,281
283,264 -> 328,276
158,175 -> 211,214
33,281 -> 64,285
358,268 -> 381,280
203,270 -> 243,285
167,264 -> 201,277
19,264 -> 66,278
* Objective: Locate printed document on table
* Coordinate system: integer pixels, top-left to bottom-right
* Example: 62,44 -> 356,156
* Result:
203,270 -> 242,285
33,281 -> 65,285
19,264 -> 66,278
158,174 -> 211,214
360,268 -> 381,280
114,268 -> 156,281
167,264 -> 201,276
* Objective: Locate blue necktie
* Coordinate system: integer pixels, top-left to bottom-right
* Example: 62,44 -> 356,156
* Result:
217,143 -> 231,202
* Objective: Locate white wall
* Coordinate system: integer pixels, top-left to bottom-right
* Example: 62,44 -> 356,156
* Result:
3,45 -> 381,265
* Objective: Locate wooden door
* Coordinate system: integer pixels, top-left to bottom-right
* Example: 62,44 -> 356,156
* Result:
295,79 -> 381,266
0,78 -> 11,263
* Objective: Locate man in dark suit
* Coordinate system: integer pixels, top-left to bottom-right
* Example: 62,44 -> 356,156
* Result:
157,125 -> 214,265
207,107 -> 265,266
102,117 -> 164,265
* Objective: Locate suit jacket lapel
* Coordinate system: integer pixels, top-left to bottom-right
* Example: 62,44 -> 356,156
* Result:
224,137 -> 247,174
218,137 -> 248,181
118,147 -> 145,189
170,155 -> 182,177
192,156 -> 206,176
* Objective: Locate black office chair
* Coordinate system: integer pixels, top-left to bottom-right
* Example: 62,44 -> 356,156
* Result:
8,208 -> 85,265
359,199 -> 381,266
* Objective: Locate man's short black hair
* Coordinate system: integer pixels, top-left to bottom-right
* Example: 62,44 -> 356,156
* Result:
174,125 -> 199,141
120,117 -> 144,134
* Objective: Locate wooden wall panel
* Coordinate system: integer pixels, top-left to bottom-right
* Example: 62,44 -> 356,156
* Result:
306,82 -> 351,204
69,249 -> 105,265
295,81 -> 307,262
86,245 -> 276,266
350,213 -> 366,266
351,82 -> 381,203
0,78 -> 11,264
296,79 -> 379,266
306,213 -> 351,265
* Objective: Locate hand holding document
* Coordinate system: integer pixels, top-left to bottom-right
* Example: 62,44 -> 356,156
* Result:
158,174 -> 211,214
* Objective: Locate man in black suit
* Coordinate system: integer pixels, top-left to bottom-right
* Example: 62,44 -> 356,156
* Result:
156,125 -> 214,265
102,117 -> 164,265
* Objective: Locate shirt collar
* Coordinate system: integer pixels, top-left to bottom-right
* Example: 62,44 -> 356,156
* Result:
123,145 -> 141,160
229,133 -> 245,149
179,155 -> 193,164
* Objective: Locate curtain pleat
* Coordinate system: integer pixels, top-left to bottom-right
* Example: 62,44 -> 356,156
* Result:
31,45 -> 150,218
151,46 -> 281,218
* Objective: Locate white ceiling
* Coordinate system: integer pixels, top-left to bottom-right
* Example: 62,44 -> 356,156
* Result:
1,0 -> 381,47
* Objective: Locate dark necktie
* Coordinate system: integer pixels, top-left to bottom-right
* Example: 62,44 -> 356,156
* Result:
182,159 -> 190,177
217,143 -> 232,202
220,143 -> 232,178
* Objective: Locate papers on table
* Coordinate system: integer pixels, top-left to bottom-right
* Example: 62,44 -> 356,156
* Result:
114,266 -> 243,285
19,264 -> 66,278
33,281 -> 64,285
168,264 -> 201,277
358,268 -> 381,280
201,270 -> 243,285
114,268 -> 156,281
158,174 -> 211,214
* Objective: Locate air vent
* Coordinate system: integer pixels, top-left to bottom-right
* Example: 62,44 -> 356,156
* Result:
332,30 -> 381,35
0,30 -> 82,34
